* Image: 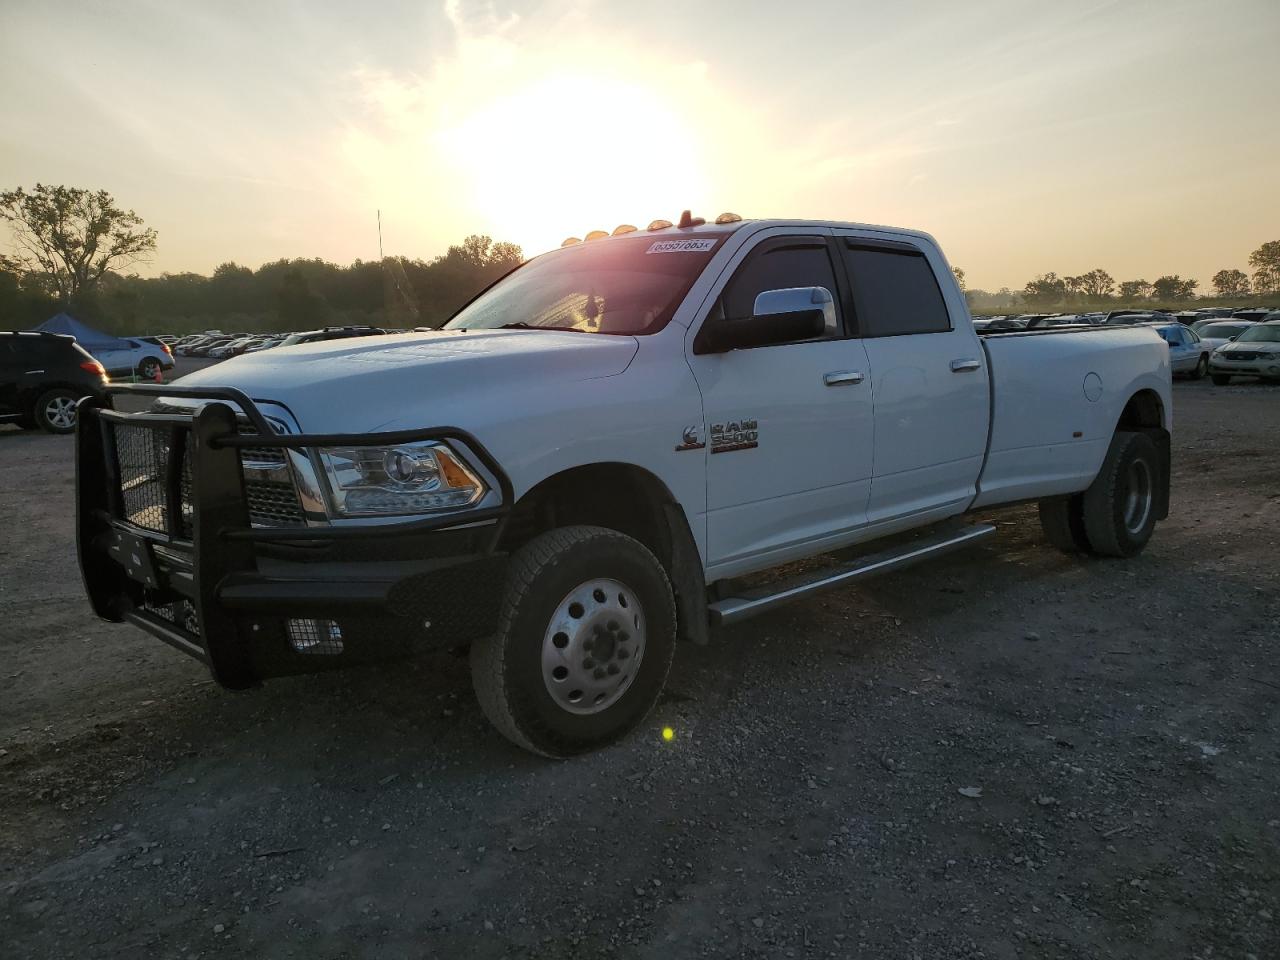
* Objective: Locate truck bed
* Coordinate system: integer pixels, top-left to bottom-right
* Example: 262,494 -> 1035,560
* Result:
970,323 -> 1171,508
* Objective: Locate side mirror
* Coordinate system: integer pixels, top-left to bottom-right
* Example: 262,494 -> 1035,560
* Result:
1228,336 -> 1238,341
697,286 -> 834,353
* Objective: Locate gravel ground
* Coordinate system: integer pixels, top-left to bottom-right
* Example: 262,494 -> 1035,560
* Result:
1,379 -> 1278,959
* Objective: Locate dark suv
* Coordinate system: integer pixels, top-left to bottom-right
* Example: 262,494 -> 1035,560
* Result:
0,331 -> 110,434
277,325 -> 386,347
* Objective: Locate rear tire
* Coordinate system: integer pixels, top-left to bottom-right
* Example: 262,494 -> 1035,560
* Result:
1081,431 -> 1159,558
1038,495 -> 1090,553
470,525 -> 677,758
1211,374 -> 1231,385
33,388 -> 79,434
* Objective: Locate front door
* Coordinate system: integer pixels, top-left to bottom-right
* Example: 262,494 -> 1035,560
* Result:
686,231 -> 876,578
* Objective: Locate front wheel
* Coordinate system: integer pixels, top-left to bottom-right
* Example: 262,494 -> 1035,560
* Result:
1211,374 -> 1231,386
33,388 -> 80,434
1081,431 -> 1160,558
1192,355 -> 1208,380
471,526 -> 676,757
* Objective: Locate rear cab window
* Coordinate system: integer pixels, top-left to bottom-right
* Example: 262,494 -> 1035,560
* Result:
841,241 -> 952,337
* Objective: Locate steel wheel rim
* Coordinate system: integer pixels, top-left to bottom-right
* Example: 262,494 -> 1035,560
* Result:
1122,458 -> 1153,534
46,396 -> 76,429
541,577 -> 646,716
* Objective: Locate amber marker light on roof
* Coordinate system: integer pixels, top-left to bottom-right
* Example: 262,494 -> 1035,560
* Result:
612,224 -> 637,235
584,230 -> 609,241
560,237 -> 581,247
715,212 -> 743,224
647,219 -> 673,230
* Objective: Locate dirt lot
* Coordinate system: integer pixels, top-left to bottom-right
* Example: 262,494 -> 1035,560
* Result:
2,380 -> 1278,960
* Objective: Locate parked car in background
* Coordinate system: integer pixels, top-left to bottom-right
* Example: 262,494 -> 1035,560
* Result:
174,335 -> 220,356
136,337 -> 176,379
1208,323 -> 1280,384
243,337 -> 281,353
1196,320 -> 1256,352
1154,323 -> 1210,379
79,337 -> 172,379
1195,308 -> 1233,320
1263,311 -> 1280,323
1103,310 -> 1175,325
189,338 -> 237,358
1231,308 -> 1272,323
277,325 -> 387,347
1027,314 -> 1093,328
982,316 -> 1029,330
207,337 -> 264,360
0,331 -> 109,433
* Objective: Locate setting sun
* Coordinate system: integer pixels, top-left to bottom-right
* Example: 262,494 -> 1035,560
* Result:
439,74 -> 708,255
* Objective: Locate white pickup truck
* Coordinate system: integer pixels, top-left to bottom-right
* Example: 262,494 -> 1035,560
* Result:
76,216 -> 1172,757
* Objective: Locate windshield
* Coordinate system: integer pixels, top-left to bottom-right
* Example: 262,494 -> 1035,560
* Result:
444,234 -> 726,335
1234,325 -> 1280,343
1200,323 -> 1248,338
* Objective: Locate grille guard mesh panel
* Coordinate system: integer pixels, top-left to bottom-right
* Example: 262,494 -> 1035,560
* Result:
107,418 -> 304,538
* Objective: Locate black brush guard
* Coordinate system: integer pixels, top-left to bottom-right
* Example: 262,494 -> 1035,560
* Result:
76,384 -> 512,688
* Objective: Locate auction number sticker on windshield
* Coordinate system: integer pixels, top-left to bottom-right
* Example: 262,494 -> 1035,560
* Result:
647,239 -> 717,254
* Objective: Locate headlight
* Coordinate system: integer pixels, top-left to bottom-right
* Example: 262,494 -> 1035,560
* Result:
1257,351 -> 1279,360
317,440 -> 487,517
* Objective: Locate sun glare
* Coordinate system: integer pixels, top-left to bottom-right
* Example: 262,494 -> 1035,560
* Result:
439,74 -> 709,256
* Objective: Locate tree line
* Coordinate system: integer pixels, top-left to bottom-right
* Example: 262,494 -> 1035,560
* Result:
3,183 -> 1278,333
0,184 -> 522,335
962,241 -> 1279,312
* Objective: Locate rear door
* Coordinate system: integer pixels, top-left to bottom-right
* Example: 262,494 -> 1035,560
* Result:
686,230 -> 875,576
834,233 -> 989,523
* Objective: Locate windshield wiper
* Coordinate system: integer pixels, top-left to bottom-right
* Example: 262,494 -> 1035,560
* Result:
497,322 -> 586,333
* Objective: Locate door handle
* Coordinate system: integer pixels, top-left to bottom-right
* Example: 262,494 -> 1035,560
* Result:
823,371 -> 864,386
24,369 -> 46,375
950,359 -> 981,372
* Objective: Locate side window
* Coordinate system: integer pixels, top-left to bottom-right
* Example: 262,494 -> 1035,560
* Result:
719,239 -> 841,334
843,244 -> 952,337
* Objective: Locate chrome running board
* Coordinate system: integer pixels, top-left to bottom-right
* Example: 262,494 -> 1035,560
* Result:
708,523 -> 997,627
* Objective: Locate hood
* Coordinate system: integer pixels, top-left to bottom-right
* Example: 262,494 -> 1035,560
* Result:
1216,339 -> 1278,355
176,328 -> 639,431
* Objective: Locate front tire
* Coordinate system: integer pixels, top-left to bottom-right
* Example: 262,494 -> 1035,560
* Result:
1192,355 -> 1208,380
33,388 -> 80,434
471,525 -> 677,757
1081,431 -> 1159,558
1211,374 -> 1231,385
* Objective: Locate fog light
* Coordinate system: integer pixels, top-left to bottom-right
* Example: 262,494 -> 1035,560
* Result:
287,619 -> 344,655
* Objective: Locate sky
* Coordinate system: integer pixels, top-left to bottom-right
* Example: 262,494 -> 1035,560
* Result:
1,0 -> 1277,292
